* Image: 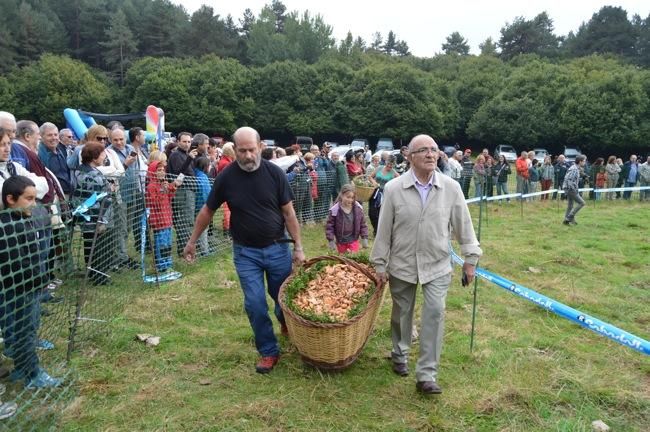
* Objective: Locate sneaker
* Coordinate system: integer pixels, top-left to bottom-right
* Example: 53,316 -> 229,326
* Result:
41,292 -> 64,303
37,339 -> 55,350
255,355 -> 279,374
0,401 -> 17,420
562,220 -> 570,225
280,322 -> 289,337
46,283 -> 58,291
25,369 -> 62,389
52,278 -> 64,286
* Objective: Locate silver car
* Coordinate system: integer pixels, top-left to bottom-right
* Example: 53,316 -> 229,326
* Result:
494,145 -> 517,162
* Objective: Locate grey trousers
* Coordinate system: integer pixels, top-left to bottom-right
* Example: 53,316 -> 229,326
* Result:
389,272 -> 452,382
564,189 -> 585,221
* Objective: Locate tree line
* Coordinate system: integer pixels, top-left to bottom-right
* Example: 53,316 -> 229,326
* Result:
0,1 -> 649,155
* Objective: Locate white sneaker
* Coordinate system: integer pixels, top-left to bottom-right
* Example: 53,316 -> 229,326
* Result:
0,401 -> 17,420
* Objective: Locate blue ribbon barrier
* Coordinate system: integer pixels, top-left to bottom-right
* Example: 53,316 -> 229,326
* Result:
71,192 -> 108,221
450,250 -> 650,355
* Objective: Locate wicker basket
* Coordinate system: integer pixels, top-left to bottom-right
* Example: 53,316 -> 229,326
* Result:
355,185 -> 376,202
279,255 -> 385,371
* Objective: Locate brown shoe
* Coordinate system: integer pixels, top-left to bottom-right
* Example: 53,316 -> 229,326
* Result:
255,355 -> 279,374
416,381 -> 442,395
392,362 -> 409,377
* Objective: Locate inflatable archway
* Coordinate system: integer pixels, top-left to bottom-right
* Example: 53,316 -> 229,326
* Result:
64,105 -> 165,149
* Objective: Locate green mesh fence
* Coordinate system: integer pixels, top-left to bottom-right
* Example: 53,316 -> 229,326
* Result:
0,204 -> 76,431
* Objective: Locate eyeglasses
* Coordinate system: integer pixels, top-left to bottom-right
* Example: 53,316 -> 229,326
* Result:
410,147 -> 438,156
96,136 -> 108,142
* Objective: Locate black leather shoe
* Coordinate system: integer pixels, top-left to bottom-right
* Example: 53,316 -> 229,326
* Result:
392,362 -> 409,377
416,381 -> 442,395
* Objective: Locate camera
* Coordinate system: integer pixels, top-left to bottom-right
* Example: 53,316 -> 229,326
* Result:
130,151 -> 137,157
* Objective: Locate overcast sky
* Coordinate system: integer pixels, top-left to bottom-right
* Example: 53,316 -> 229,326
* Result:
175,1 -> 649,56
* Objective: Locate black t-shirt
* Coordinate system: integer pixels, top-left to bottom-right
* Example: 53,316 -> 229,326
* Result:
206,159 -> 294,247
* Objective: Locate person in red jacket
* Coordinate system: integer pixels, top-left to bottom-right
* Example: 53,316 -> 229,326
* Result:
146,161 -> 181,272
515,151 -> 529,199
217,143 -> 235,234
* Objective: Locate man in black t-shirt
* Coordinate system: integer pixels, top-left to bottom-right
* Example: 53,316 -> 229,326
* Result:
183,127 -> 305,374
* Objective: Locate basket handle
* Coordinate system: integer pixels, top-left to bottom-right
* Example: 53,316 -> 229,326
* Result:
303,255 -> 379,285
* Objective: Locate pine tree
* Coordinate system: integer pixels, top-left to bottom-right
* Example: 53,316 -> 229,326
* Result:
442,32 -> 470,55
479,37 -> 498,56
100,8 -> 138,85
383,31 -> 397,55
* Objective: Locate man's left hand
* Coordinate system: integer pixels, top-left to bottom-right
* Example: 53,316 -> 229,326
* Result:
462,262 -> 476,285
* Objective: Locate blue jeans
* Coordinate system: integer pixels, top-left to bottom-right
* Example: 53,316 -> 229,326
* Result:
496,181 -> 509,200
0,291 -> 40,379
474,180 -> 483,198
153,228 -> 173,271
233,242 -> 292,357
623,181 -> 636,199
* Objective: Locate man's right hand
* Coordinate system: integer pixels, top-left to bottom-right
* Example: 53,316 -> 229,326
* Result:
188,149 -> 199,159
376,271 -> 388,286
183,242 -> 197,263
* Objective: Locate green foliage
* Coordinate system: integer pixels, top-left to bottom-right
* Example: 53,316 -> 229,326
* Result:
558,57 -> 648,150
10,54 -> 113,124
0,76 -> 18,113
100,8 -> 139,85
499,12 -> 561,60
467,59 -> 569,146
343,63 -> 456,139
442,32 -> 470,56
566,6 -> 638,59
479,37 -> 498,56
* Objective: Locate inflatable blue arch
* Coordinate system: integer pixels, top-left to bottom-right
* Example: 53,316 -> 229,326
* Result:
64,106 -> 164,146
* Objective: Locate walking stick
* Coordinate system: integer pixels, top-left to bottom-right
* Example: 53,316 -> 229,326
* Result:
469,191 -> 484,353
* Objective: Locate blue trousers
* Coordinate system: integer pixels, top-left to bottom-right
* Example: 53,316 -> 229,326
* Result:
0,291 -> 40,379
623,181 -> 636,199
153,228 -> 173,272
233,242 -> 292,357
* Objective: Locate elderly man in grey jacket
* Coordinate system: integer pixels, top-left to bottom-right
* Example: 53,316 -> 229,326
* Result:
371,134 -> 482,395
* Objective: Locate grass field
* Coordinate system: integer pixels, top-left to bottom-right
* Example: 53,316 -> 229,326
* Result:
60,200 -> 649,431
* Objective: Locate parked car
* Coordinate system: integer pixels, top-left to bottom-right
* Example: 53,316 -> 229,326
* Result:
563,146 -> 581,163
376,138 -> 394,152
294,136 -> 314,153
328,145 -> 365,161
371,149 -> 401,161
533,148 -> 549,163
350,138 -> 369,148
262,139 -> 277,148
494,145 -> 517,162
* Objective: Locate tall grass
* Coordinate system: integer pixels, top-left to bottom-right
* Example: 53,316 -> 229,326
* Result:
60,200 -> 649,431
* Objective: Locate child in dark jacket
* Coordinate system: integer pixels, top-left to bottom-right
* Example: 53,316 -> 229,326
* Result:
325,184 -> 369,254
0,176 -> 61,389
146,161 -> 181,272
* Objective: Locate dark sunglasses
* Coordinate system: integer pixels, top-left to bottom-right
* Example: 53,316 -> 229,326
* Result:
96,136 -> 108,142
